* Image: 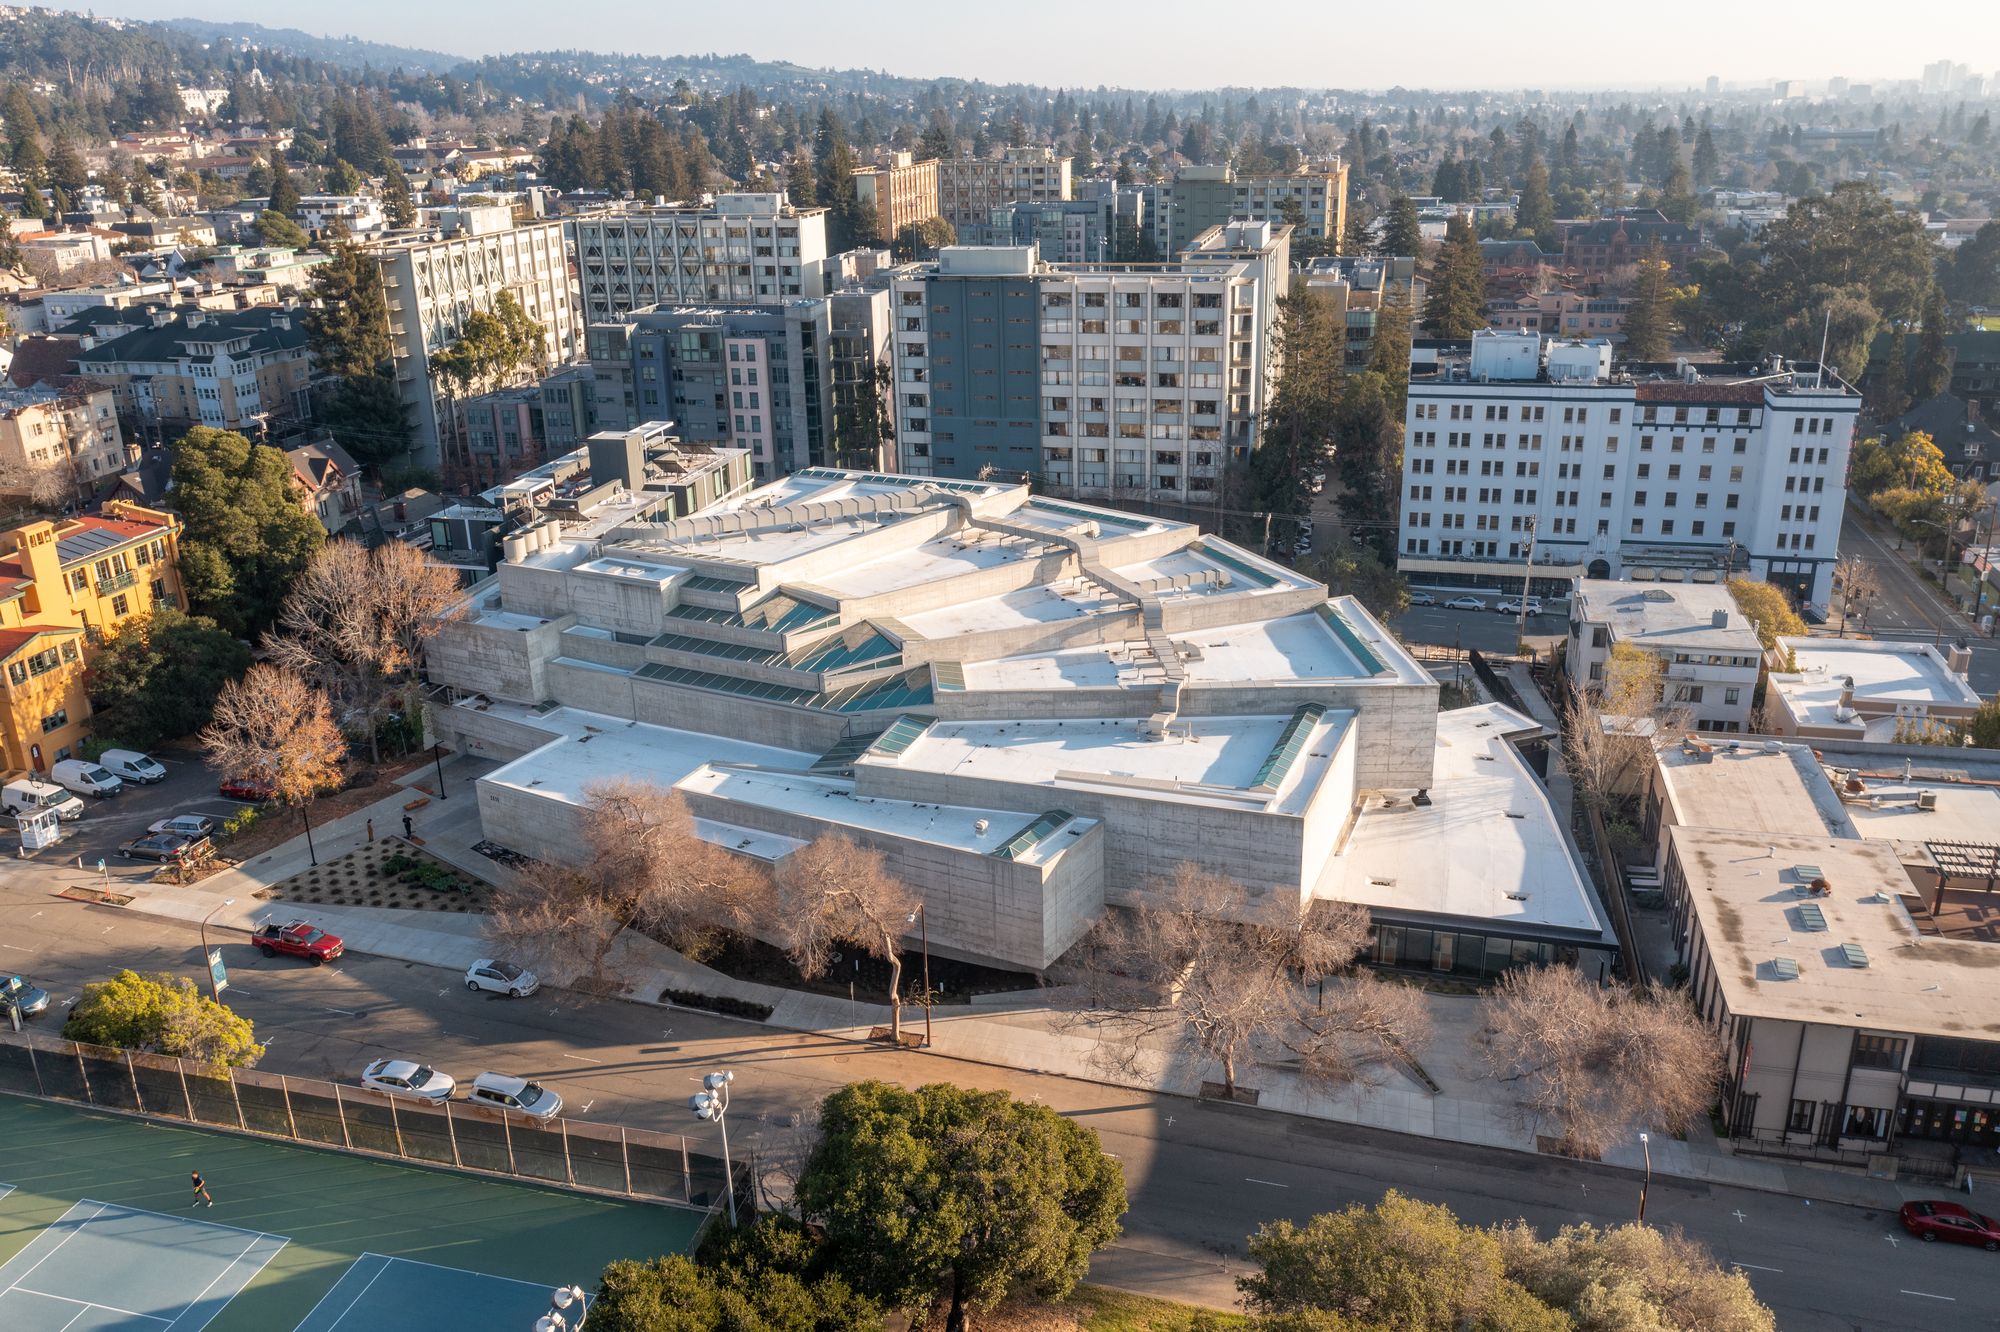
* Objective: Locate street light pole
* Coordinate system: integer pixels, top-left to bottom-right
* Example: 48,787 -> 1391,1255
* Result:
199,897 -> 237,1004
688,1070 -> 738,1227
433,740 -> 449,800
533,1284 -> 587,1332
908,904 -> 932,1049
1637,1132 -> 1652,1224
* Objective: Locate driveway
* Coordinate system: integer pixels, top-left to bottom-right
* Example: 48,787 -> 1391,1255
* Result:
16,750 -> 253,868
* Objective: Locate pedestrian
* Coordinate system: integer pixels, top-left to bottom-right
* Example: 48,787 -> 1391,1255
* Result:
401,814 -> 413,839
366,818 -> 374,844
190,1170 -> 213,1208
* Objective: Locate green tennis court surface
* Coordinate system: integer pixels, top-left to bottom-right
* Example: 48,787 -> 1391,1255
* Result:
0,1097 -> 703,1330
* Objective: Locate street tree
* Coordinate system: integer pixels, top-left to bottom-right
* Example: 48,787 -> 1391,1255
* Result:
201,664 -> 347,844
486,780 -> 769,988
1421,214 -> 1487,337
1299,544 -> 1411,620
1497,1220 -> 1777,1332
64,970 -> 264,1071
796,1080 -> 1126,1332
1832,553 -> 1878,633
1240,1192 -> 1568,1332
1064,865 -> 1429,1098
168,427 -> 326,637
266,539 -> 462,763
774,835 -> 920,1042
1480,966 -> 1723,1157
86,608 -> 252,748
1848,429 -> 1952,501
1725,578 -> 1808,650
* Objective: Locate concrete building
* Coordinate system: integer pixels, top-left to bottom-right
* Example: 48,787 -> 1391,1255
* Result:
1299,256 -> 1418,371
367,219 -> 580,468
0,381 -> 127,500
958,198 -> 1115,264
295,195 -> 386,237
1400,331 -> 1860,609
936,148 -> 1072,228
827,285 -> 894,472
852,153 -> 940,243
427,467 -> 1609,974
0,503 -> 186,776
1566,579 -> 1763,733
887,223 -> 1290,502
1169,161 -> 1348,252
72,305 -> 312,442
568,195 -> 831,325
1763,638 -> 1984,742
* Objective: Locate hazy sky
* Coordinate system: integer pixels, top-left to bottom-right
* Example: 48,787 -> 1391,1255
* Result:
86,0 -> 1980,91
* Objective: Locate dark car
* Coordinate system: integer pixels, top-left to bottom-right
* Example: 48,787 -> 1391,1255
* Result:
119,832 -> 210,862
1901,1200 -> 2000,1250
1,974 -> 50,1018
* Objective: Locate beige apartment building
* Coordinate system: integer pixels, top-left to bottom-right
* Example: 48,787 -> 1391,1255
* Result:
937,147 -> 1072,227
72,306 -> 312,441
852,152 -> 940,243
0,381 -> 128,498
1170,162 -> 1349,248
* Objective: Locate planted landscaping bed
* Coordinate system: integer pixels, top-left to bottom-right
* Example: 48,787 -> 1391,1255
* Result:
691,932 -> 1043,1006
257,838 -> 495,911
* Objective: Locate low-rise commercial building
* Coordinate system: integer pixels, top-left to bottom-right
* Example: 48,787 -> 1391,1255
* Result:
1566,579 -> 1763,733
1763,638 -> 1984,742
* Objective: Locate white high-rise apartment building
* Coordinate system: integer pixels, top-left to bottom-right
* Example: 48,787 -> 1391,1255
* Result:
1400,331 -> 1859,610
936,147 -> 1073,227
568,194 -> 830,325
370,217 -> 580,468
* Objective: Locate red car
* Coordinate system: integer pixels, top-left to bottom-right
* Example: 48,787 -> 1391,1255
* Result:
251,920 -> 345,964
219,776 -> 275,802
1900,1200 -> 2000,1250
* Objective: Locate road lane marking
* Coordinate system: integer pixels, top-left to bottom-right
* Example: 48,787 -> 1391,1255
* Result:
1731,1209 -> 1746,1222
1901,1290 -> 1955,1301
325,1007 -> 362,1017
579,1100 -> 595,1114
561,1053 -> 601,1064
1244,1178 -> 1288,1188
1732,1262 -> 1782,1273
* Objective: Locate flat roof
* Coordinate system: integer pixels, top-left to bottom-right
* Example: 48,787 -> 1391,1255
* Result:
817,528 -> 1060,599
1772,639 -> 1984,730
1314,703 -> 1609,940
877,710 -> 1353,814
1671,827 -> 2000,1041
479,706 -> 817,805
1653,740 -> 1858,840
898,577 -> 1124,639
1575,579 -> 1763,655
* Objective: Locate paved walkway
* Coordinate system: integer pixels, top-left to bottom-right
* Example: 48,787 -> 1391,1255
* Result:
66,756 -> 1937,1216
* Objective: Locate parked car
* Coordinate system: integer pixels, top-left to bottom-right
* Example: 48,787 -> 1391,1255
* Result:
1307,470 -> 1325,494
1443,596 -> 1488,611
98,749 -> 167,784
1,974 -> 50,1018
149,814 -> 218,839
468,1072 -> 561,1119
1293,539 -> 1314,557
361,1058 -> 456,1103
218,776 -> 275,803
51,759 -> 121,799
119,832 -> 209,862
1900,1200 -> 2000,1250
2,778 -> 84,821
1408,592 -> 1437,607
465,959 -> 540,998
1495,598 -> 1545,616
251,920 -> 344,964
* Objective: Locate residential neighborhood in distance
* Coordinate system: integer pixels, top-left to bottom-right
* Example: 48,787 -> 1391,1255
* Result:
3,8 -> 2000,1329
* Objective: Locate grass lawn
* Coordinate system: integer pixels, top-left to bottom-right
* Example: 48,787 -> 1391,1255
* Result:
984,1285 -> 1248,1332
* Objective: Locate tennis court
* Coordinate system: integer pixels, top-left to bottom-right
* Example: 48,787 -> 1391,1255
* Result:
0,1199 -> 286,1331
0,1096 -> 704,1331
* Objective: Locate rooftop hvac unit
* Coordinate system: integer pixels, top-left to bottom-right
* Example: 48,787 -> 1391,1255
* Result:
1917,789 -> 1938,811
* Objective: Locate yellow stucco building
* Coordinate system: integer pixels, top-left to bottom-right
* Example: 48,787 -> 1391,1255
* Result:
0,501 -> 186,776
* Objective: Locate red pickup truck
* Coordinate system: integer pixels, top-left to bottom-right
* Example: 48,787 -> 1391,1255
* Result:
251,920 -> 345,964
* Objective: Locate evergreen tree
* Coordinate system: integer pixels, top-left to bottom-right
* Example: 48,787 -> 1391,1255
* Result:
46,134 -> 88,195
1622,243 -> 1677,360
324,158 -> 363,196
380,160 -> 416,228
1379,196 -> 1422,258
168,428 -> 326,637
1559,124 -> 1581,182
785,144 -> 817,207
915,111 -> 954,161
305,245 -> 410,466
1516,156 -> 1554,247
268,153 -> 301,215
1910,287 -> 1952,402
1420,215 -> 1488,338
1865,330 -> 1911,421
1659,158 -> 1696,224
1692,126 -> 1719,188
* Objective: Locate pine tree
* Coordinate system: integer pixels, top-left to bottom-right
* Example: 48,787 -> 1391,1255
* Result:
1910,287 -> 1952,402
1659,159 -> 1696,224
1420,215 -> 1487,338
268,153 -> 300,215
1691,126 -> 1718,188
1622,243 -> 1676,360
1516,157 -> 1554,247
1866,330 -> 1911,421
381,160 -> 416,227
786,144 -> 817,207
46,134 -> 88,195
916,112 -> 955,162
1379,196 -> 1422,258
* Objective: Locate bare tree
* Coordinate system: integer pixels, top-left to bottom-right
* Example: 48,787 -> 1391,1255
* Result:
1062,865 -> 1428,1098
200,663 -> 347,855
1564,642 -> 1694,817
266,539 -> 463,763
1479,966 -> 1723,1157
774,834 -> 921,1040
1833,553 -> 1877,633
486,779 -> 770,990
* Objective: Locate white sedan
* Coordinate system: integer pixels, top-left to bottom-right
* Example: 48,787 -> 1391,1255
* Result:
465,958 -> 540,997
360,1058 -> 456,1102
1444,596 -> 1488,611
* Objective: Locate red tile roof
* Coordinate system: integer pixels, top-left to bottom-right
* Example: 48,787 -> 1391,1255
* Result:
1632,381 -> 1768,405
0,624 -> 77,662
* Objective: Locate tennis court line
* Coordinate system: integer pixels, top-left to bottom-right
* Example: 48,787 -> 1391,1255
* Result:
321,1255 -> 395,1332
5,1286 -> 171,1323
0,1200 -> 109,1296
0,1183 -> 13,1201
71,1197 -> 287,1245
355,1251 -> 568,1291
290,1254 -> 390,1332
161,1229 -> 289,1332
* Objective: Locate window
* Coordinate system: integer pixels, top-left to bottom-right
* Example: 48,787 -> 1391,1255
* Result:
1787,1099 -> 1815,1133
1724,687 -> 1741,706
1853,1035 -> 1906,1070
40,708 -> 66,734
111,594 -> 129,618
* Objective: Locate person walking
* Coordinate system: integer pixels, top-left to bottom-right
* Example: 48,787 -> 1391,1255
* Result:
402,814 -> 414,840
190,1170 -> 214,1208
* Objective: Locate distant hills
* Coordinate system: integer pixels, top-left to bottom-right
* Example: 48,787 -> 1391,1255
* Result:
157,18 -> 465,75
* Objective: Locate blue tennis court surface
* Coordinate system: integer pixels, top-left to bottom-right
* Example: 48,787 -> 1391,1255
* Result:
293,1253 -> 577,1331
0,1199 -> 286,1331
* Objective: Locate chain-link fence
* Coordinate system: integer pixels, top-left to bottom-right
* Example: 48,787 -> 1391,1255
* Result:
0,1026 -> 743,1213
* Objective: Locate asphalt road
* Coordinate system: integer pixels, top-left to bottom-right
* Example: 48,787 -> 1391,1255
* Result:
2,896 -> 1993,1330
19,750 -> 252,868
1390,602 -> 1567,656
1837,507 -> 2000,695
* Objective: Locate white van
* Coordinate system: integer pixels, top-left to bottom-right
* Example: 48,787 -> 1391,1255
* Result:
50,759 -> 122,799
98,749 -> 167,785
2,777 -> 85,821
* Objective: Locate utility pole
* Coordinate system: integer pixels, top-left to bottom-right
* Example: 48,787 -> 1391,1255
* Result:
1514,515 -> 1536,656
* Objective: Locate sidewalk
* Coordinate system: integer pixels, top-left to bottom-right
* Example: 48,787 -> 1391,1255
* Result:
76,759 -> 1935,1216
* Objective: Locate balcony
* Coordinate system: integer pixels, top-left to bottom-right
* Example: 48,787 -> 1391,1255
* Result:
98,570 -> 137,594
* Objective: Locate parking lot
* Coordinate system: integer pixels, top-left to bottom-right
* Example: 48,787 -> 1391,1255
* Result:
1392,597 -> 1569,655
11,749 -> 254,868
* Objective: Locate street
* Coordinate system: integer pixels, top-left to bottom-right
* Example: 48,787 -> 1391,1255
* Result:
1390,602 -> 1565,655
1,895 -> 1992,1330
1838,506 -> 2000,695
